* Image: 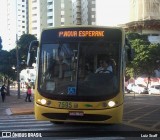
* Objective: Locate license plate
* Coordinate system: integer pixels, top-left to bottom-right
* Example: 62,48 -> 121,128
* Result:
69,111 -> 84,116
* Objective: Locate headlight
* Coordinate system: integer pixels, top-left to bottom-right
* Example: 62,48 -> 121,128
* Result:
108,101 -> 116,107
38,99 -> 51,106
40,99 -> 47,105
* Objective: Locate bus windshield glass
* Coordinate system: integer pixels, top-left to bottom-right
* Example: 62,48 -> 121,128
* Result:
39,40 -> 121,101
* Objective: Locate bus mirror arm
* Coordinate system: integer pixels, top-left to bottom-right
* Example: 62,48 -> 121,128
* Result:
27,53 -> 30,66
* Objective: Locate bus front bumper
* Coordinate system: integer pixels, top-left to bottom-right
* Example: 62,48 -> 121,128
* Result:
34,103 -> 123,124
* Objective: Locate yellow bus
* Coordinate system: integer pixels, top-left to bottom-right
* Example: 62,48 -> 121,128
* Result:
27,26 -> 132,124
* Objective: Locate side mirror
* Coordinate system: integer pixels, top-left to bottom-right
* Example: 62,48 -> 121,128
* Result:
27,40 -> 39,67
125,38 -> 134,61
127,47 -> 134,61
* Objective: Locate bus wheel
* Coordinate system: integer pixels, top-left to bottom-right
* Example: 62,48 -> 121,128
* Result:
50,121 -> 64,124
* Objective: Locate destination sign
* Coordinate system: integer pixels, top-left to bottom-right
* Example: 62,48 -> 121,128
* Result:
58,30 -> 104,37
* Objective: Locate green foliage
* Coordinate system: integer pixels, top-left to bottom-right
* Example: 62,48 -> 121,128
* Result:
0,34 -> 37,81
17,34 -> 37,61
126,32 -> 160,79
126,32 -> 148,41
0,50 -> 14,78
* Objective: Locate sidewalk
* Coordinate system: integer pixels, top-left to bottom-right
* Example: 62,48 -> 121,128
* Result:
0,89 -> 34,115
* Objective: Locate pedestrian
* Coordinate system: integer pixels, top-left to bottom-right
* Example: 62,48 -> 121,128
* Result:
1,84 -> 7,102
25,86 -> 32,102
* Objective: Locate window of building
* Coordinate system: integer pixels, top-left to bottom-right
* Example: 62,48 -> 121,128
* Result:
47,9 -> 53,12
32,7 -> 37,10
91,15 -> 95,18
61,3 -> 64,9
48,2 -> 52,5
32,27 -> 37,30
92,1 -> 95,4
32,20 -> 37,23
61,15 -> 64,18
32,0 -> 37,3
92,8 -> 95,11
92,22 -> 95,25
61,18 -> 65,22
32,14 -> 37,16
48,16 -> 53,19
61,11 -> 64,15
48,23 -> 53,26
61,22 -> 65,25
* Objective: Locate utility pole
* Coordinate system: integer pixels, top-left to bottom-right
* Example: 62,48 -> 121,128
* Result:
16,35 -> 20,99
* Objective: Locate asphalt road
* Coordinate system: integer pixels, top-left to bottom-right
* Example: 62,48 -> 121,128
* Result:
123,93 -> 160,131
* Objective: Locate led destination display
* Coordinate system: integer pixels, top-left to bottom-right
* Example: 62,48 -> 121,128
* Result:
58,30 -> 104,37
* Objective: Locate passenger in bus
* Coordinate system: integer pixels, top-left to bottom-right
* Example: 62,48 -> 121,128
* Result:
95,60 -> 113,73
85,62 -> 92,74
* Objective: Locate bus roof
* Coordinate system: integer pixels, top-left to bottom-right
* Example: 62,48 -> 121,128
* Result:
42,25 -> 124,32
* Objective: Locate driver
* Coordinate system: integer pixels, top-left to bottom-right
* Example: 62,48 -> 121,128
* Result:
95,60 -> 113,73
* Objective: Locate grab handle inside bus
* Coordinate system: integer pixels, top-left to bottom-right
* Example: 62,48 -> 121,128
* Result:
27,40 -> 39,67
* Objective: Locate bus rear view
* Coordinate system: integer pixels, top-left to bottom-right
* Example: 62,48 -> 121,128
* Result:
33,26 -> 126,124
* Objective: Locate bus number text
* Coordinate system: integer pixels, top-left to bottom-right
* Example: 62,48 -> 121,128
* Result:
58,101 -> 72,108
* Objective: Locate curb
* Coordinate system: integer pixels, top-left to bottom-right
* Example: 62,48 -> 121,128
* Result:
6,108 -> 34,115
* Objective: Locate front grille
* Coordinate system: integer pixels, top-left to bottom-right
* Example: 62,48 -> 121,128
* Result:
42,113 -> 112,121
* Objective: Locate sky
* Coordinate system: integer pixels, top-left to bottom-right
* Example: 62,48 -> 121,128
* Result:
0,0 -> 130,51
96,0 -> 130,26
0,0 -> 8,50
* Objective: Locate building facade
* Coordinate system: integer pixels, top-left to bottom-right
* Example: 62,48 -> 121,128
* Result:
28,0 -> 73,39
54,0 -> 73,27
3,0 -> 97,50
6,0 -> 28,50
16,0 -> 28,39
130,0 -> 160,21
124,0 -> 160,44
72,0 -> 96,25
29,0 -> 47,39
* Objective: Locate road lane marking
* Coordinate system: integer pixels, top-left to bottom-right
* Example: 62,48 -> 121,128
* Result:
128,107 -> 160,124
123,121 -> 157,131
124,105 -> 149,114
151,121 -> 160,130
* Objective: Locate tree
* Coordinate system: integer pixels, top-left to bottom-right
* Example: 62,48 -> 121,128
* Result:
0,34 -> 37,93
0,50 -> 14,95
0,50 -> 11,75
126,32 -> 160,86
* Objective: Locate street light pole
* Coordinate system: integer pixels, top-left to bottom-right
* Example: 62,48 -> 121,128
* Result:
16,36 -> 20,99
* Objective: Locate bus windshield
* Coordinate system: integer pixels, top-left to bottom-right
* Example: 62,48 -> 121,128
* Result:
38,41 -> 121,101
